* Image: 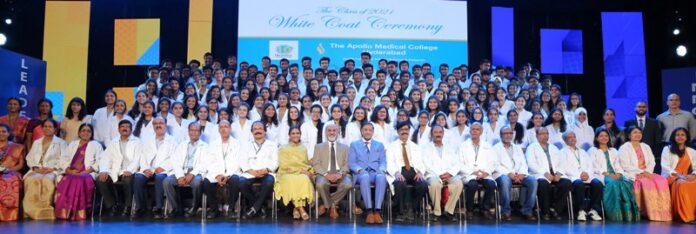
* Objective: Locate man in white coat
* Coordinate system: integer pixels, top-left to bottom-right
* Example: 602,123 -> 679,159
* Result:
97,120 -> 141,217
494,126 -> 538,221
460,123 -> 497,219
133,117 -> 176,218
202,120 -> 242,219
387,121 -> 428,222
162,122 -> 209,218
526,127 -> 572,221
239,121 -> 278,219
422,124 -> 463,222
561,131 -> 603,221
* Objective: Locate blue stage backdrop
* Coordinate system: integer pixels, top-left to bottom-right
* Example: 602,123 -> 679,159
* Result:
0,48 -> 47,117
541,29 -> 583,74
662,67 -> 696,115
601,12 -> 648,124
491,7 -> 514,68
237,0 -> 468,70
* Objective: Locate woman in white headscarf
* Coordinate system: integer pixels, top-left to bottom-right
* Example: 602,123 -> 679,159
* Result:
571,107 -> 595,151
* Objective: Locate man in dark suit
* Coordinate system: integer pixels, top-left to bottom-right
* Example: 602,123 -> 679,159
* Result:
349,122 -> 387,224
624,101 -> 663,173
312,123 -> 352,219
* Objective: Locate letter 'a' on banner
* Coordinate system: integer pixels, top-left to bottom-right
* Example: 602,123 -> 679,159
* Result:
0,48 -> 47,117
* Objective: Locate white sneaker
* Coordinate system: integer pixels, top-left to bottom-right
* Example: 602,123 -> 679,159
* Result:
577,210 -> 587,221
588,210 -> 603,221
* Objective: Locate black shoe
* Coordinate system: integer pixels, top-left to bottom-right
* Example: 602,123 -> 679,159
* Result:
151,208 -> 163,219
107,206 -> 120,217
446,213 -> 459,222
243,208 -> 257,219
227,210 -> 240,219
164,209 -> 180,219
394,214 -> 407,222
206,210 -> 218,219
542,214 -> 551,221
466,211 -> 474,220
501,213 -> 512,221
430,215 -> 440,222
483,210 -> 495,220
131,209 -> 146,218
184,207 -> 198,218
121,207 -> 132,217
523,214 -> 537,221
259,208 -> 268,219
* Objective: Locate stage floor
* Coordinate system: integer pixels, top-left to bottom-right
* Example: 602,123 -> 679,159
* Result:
2,217 -> 693,234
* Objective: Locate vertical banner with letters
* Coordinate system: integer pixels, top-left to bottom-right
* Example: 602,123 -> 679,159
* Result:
0,48 -> 47,117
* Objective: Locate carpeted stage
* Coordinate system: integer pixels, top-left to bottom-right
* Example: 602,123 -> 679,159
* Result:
2,217 -> 692,234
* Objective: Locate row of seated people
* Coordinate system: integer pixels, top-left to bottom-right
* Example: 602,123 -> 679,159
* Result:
1,116 -> 694,223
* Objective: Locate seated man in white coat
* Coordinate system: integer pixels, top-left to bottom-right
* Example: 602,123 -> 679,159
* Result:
202,119 -> 242,219
133,117 -> 176,218
162,122 -> 209,218
460,122 -> 497,219
97,120 -> 141,217
561,131 -> 603,221
239,121 -> 278,219
526,127 -> 572,221
494,126 -> 538,221
422,124 -> 463,222
387,121 -> 428,222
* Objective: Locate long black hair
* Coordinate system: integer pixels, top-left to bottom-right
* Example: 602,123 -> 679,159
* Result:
65,97 -> 88,121
133,101 -> 156,137
669,127 -> 691,157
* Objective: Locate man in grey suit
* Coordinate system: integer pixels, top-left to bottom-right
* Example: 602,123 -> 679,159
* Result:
624,101 -> 663,173
349,122 -> 388,224
312,123 -> 352,219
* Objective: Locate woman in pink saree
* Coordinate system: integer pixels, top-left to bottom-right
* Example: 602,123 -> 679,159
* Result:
54,123 -> 102,220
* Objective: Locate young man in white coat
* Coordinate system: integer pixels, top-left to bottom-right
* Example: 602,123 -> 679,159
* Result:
162,122 -> 210,218
422,124 -> 463,222
202,120 -> 242,219
133,117 -> 176,218
97,120 -> 141,217
460,122 -> 497,219
561,131 -> 603,221
493,126 -> 538,221
387,121 -> 428,222
526,127 -> 572,220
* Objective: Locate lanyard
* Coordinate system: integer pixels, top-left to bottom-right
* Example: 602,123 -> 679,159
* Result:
474,144 -> 480,167
253,141 -> 265,155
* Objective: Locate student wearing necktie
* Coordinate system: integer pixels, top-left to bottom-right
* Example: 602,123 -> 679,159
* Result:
312,123 -> 352,219
525,127 -> 572,221
348,122 -> 387,224
386,121 -> 427,222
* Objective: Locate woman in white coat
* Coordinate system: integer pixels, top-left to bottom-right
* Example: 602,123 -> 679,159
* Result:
92,90 -> 117,145
660,127 -> 696,223
589,129 -> 639,221
23,119 -> 67,220
618,126 -> 671,221
570,108 -> 594,151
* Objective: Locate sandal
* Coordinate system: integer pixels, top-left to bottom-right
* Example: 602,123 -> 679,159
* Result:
292,208 -> 301,220
300,209 -> 310,221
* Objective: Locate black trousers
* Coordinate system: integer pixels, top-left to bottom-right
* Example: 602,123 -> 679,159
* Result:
239,175 -> 274,211
537,178 -> 572,215
392,167 -> 428,214
95,175 -> 134,209
572,179 -> 604,212
203,175 -> 241,209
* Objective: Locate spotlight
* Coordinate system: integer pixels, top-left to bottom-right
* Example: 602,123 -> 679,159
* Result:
676,45 -> 687,57
673,28 -> 680,35
0,33 -> 6,46
4,18 -> 10,25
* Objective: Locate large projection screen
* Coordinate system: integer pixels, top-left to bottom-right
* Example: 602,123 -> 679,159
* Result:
238,0 -> 468,69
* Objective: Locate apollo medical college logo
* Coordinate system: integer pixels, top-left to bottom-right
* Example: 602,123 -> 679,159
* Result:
269,40 -> 299,60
